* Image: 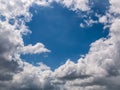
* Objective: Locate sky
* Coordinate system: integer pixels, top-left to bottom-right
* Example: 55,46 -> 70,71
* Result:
0,0 -> 120,90
22,2 -> 109,69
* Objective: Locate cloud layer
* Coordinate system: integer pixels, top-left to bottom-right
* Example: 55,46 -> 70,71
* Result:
0,0 -> 120,90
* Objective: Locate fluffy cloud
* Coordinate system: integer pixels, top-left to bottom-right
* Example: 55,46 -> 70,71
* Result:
21,43 -> 50,54
56,0 -> 90,11
0,0 -> 120,90
0,0 -> 51,89
109,0 -> 120,14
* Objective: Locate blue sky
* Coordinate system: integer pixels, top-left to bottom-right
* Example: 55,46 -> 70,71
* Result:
22,2 -> 109,70
1,0 -> 120,90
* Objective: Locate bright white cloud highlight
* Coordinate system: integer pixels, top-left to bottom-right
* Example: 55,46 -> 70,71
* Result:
21,43 -> 50,54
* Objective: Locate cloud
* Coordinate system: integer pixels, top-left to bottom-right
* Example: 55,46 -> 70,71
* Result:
10,62 -> 53,90
0,0 -> 51,89
56,0 -> 90,11
21,43 -> 50,54
109,0 -> 120,14
0,0 -> 120,90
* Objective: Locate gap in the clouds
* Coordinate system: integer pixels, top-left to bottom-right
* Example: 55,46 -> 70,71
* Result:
21,2 -> 109,70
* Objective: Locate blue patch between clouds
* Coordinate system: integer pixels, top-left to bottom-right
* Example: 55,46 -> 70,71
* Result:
22,2 -> 109,70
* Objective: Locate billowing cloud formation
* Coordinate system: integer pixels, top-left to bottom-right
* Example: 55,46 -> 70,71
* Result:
0,0 -> 120,90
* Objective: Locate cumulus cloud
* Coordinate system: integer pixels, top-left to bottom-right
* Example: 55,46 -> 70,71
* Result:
21,43 -> 50,54
56,0 -> 90,11
0,0 -> 51,89
0,0 -> 120,90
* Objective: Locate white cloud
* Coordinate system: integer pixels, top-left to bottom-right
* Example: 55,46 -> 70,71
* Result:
0,0 -> 120,90
0,0 -> 52,19
11,62 -> 53,90
0,0 -> 52,89
109,0 -> 120,14
21,43 -> 50,54
99,16 -> 108,24
56,0 -> 90,11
